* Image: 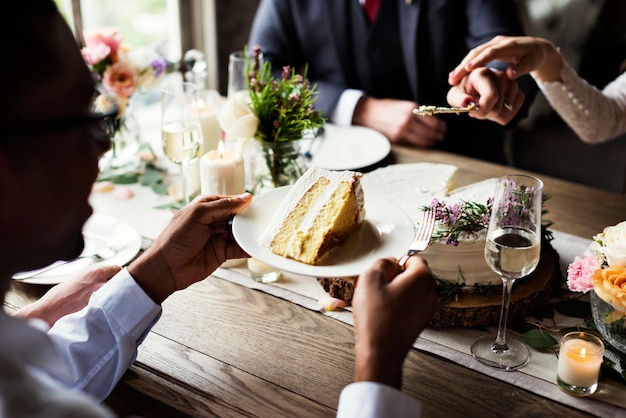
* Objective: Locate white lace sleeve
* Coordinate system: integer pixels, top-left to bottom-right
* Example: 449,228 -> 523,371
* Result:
535,59 -> 626,144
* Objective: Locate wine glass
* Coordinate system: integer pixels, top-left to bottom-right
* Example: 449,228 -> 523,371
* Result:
161,81 -> 203,205
471,174 -> 543,370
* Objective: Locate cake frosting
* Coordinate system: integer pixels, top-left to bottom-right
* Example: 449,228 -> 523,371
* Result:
362,163 -> 499,288
260,167 -> 366,265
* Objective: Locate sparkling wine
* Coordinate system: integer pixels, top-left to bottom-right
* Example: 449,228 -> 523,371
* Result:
162,121 -> 202,164
485,227 -> 540,279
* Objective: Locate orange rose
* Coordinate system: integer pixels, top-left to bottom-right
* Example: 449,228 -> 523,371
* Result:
592,266 -> 626,312
102,62 -> 138,99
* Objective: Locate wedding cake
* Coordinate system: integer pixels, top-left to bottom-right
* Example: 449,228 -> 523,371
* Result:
318,163 -> 562,327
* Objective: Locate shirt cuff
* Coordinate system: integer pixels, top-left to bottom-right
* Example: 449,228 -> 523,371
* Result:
331,89 -> 365,126
337,382 -> 422,418
93,267 -> 161,341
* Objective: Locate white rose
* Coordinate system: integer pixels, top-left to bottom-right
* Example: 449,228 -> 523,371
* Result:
598,221 -> 626,267
217,94 -> 259,139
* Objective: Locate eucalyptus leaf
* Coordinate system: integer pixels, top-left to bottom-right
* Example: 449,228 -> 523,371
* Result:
99,173 -> 139,184
523,328 -> 558,349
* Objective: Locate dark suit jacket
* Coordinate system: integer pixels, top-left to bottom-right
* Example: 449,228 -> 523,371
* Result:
248,0 -> 537,163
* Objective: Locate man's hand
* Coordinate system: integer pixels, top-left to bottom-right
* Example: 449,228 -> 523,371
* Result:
128,193 -> 252,304
353,96 -> 447,148
447,67 -> 524,125
352,256 -> 438,389
13,265 -> 121,327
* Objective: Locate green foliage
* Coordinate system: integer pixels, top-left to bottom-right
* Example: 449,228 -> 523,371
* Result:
246,45 -> 325,143
523,328 -> 558,349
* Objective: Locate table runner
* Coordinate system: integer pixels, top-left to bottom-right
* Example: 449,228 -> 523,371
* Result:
211,230 -> 625,417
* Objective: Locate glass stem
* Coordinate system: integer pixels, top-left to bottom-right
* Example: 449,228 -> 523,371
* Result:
181,160 -> 190,205
493,277 -> 515,352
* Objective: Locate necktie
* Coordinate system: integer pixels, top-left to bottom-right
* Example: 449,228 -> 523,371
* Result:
364,0 -> 381,22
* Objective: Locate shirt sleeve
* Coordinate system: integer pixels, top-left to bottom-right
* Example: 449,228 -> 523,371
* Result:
337,382 -> 422,418
47,268 -> 161,401
330,89 -> 365,126
536,59 -> 626,143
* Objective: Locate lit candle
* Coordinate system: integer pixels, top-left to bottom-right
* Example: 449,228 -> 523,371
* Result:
557,332 -> 604,396
200,141 -> 245,196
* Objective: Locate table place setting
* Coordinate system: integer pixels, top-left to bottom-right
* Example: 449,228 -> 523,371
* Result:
211,227 -> 626,417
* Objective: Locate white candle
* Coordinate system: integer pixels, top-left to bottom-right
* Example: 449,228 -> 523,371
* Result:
200,143 -> 245,196
195,98 -> 221,155
557,333 -> 604,388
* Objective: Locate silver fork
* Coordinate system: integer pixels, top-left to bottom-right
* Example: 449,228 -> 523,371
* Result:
13,244 -> 122,280
399,209 -> 436,267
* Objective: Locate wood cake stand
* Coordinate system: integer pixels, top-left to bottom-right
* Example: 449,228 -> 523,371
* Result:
318,242 -> 563,328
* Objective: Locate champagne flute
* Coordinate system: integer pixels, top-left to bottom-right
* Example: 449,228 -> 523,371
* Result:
471,174 -> 543,370
161,82 -> 203,205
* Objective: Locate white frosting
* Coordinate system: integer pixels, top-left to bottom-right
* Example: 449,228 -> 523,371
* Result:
362,164 -> 500,287
259,167 -> 363,248
362,163 -> 458,222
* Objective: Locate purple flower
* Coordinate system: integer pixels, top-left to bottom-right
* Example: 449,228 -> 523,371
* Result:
150,57 -> 168,77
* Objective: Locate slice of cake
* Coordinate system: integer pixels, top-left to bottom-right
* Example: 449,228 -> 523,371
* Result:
259,167 -> 366,265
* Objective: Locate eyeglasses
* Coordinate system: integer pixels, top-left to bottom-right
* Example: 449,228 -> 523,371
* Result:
0,105 -> 117,147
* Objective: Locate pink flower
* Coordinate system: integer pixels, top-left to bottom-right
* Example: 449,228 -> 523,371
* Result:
102,62 -> 138,99
566,251 -> 601,293
83,28 -> 122,59
81,42 -> 111,65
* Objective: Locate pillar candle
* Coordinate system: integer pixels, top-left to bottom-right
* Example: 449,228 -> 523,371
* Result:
200,148 -> 245,196
195,98 -> 221,155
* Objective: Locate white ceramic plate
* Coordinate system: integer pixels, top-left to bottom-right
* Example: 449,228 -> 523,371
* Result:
232,186 -> 415,277
13,214 -> 142,285
309,124 -> 390,170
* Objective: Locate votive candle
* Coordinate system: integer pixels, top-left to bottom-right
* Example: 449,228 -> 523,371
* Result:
557,332 -> 604,396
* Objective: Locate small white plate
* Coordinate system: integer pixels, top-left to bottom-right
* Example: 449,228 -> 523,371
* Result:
13,214 -> 142,285
309,124 -> 390,170
232,186 -> 415,277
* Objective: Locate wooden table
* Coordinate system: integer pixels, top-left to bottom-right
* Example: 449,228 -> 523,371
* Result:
6,145 -> 626,417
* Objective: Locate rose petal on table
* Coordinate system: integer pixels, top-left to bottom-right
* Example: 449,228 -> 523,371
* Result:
111,186 -> 134,200
318,295 -> 347,311
92,181 -> 115,193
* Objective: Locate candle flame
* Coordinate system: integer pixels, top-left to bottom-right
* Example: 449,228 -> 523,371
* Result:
579,347 -> 587,358
196,98 -> 206,110
217,138 -> 224,158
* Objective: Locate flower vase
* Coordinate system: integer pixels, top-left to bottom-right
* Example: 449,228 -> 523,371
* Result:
247,138 -> 310,194
100,112 -> 141,172
590,290 -> 626,354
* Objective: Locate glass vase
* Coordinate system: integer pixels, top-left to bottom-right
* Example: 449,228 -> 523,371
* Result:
590,290 -> 626,354
247,138 -> 309,194
99,113 -> 141,172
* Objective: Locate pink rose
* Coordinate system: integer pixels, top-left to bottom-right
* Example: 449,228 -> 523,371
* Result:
81,43 -> 111,65
566,251 -> 601,293
102,62 -> 138,99
83,28 -> 122,59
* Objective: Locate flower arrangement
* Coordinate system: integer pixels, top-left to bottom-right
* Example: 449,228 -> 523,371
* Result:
81,27 -> 169,134
567,221 -> 626,314
217,45 -> 325,191
246,45 -> 325,143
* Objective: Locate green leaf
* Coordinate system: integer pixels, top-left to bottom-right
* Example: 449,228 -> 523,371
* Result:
552,299 -> 591,318
523,328 -> 558,349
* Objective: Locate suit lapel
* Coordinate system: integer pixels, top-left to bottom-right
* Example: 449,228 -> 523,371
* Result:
325,0 -> 351,84
398,0 -> 420,99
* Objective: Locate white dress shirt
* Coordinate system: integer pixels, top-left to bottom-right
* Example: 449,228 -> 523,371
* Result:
1,268 -> 420,416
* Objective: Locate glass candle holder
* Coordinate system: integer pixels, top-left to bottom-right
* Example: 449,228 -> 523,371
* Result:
247,258 -> 280,283
557,331 -> 604,396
